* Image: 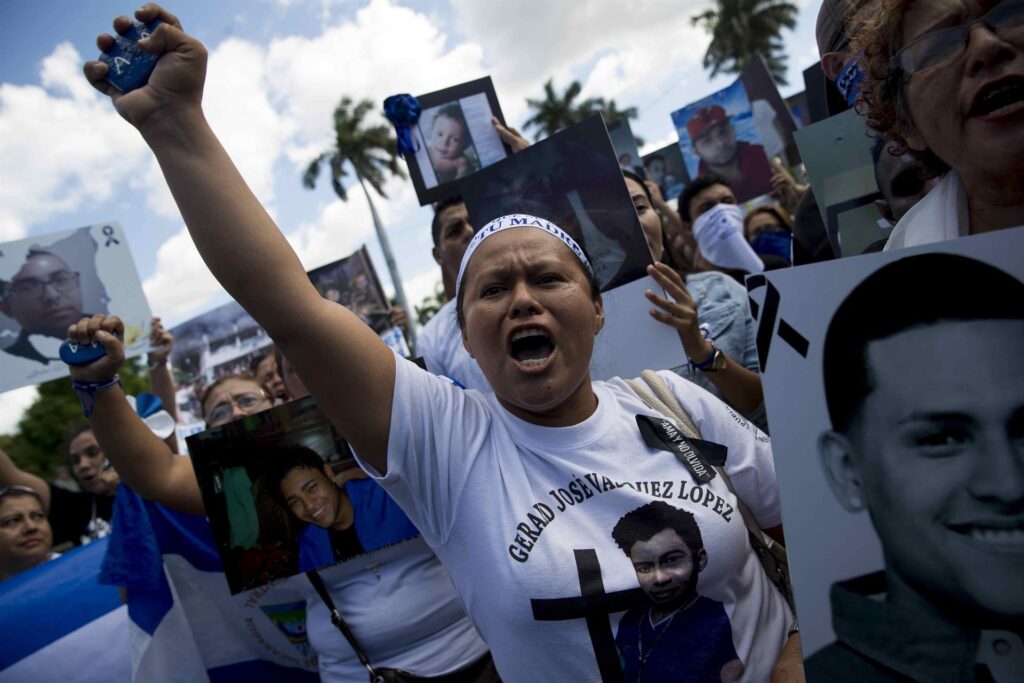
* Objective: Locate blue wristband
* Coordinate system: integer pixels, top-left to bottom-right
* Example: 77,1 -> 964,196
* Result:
71,375 -> 122,418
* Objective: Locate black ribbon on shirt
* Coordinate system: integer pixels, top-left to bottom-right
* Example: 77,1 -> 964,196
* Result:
635,414 -> 727,484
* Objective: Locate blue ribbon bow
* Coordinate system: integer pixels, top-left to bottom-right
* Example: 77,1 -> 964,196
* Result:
383,94 -> 422,159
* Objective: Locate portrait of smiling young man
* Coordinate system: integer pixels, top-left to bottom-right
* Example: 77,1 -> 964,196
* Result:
808,252 -> 1024,682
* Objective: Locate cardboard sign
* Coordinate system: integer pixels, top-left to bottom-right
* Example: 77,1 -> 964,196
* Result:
0,222 -> 150,392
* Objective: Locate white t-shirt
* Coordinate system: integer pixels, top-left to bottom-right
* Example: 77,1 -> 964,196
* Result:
417,299 -> 491,392
294,536 -> 489,682
358,357 -> 794,681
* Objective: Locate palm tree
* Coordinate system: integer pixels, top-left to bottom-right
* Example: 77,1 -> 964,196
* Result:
303,96 -> 416,346
691,0 -> 799,85
524,79 -> 641,143
523,79 -> 604,141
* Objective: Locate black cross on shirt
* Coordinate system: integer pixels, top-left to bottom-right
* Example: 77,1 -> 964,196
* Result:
531,548 -> 646,682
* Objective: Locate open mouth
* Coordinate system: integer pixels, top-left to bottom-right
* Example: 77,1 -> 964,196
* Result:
970,76 -> 1024,118
509,327 -> 555,369
311,504 -> 327,522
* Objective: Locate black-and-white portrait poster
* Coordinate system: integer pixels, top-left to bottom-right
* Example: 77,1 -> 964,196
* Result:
0,222 -> 151,392
752,227 -> 1024,683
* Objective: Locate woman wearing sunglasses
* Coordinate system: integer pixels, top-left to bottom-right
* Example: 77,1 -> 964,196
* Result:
858,0 -> 1024,248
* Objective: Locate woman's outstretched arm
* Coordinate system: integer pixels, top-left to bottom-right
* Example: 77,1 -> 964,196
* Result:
83,4 -> 395,471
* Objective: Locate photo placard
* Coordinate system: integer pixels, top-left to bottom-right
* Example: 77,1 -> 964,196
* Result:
406,77 -> 512,206
188,397 -> 421,594
750,228 -> 1024,675
642,143 -> 689,202
794,109 -> 888,257
671,79 -> 774,203
0,222 -> 151,392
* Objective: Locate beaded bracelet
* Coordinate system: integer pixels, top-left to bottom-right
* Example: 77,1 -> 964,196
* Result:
71,375 -> 121,418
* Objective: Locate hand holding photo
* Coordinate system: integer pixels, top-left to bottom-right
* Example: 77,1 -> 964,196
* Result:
400,77 -> 511,205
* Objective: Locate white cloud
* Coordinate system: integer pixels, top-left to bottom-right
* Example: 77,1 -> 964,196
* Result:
0,386 -> 38,436
142,224 -> 224,321
267,0 -> 485,161
0,43 -> 150,240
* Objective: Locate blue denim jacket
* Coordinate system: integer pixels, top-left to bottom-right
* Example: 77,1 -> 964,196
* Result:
669,271 -> 766,429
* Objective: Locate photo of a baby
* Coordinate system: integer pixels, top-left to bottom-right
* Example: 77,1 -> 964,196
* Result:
422,103 -> 480,184
404,77 -> 510,205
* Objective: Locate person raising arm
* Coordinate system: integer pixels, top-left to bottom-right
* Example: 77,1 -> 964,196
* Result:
83,6 -> 396,475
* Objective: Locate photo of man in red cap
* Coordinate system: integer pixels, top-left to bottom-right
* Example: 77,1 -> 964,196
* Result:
686,104 -> 773,202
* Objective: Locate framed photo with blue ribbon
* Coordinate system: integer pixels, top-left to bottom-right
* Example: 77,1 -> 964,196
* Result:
0,222 -> 151,392
404,76 -> 512,206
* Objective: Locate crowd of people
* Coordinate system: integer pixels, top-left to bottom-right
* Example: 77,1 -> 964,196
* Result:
1,0 -> 1021,681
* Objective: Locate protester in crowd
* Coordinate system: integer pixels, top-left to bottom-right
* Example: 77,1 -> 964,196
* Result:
79,9 -> 800,679
0,249 -> 86,365
68,315 -> 495,681
810,254 -> 1024,681
790,0 -> 879,264
677,174 -> 766,277
857,0 -> 1024,249
744,204 -> 794,268
250,348 -> 287,401
817,0 -> 878,112
625,170 -> 765,427
0,486 -> 58,581
687,105 -> 773,202
416,196 -> 489,391
0,427 -> 117,547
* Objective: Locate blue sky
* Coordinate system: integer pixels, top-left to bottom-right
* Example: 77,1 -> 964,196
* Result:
0,0 -> 825,431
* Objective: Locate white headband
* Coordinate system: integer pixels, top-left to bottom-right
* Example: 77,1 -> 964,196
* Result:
455,214 -> 593,298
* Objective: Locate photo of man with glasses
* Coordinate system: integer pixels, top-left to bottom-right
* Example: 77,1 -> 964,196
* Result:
0,248 -> 86,364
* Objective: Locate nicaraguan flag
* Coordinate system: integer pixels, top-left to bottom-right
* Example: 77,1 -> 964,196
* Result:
0,536 -> 131,682
100,485 -> 320,682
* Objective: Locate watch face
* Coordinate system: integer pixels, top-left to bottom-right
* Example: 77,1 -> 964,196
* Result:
712,349 -> 727,371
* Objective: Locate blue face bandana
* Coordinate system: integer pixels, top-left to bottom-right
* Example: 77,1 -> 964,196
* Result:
751,230 -> 793,263
836,52 -> 865,107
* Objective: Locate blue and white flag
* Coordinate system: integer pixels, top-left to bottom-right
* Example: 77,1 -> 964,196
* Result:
100,485 -> 320,682
0,537 -> 131,682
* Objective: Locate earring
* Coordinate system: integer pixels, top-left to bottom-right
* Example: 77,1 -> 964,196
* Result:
849,495 -> 863,510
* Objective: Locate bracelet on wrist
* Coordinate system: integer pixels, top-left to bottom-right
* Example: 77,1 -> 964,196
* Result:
147,357 -> 168,369
71,375 -> 121,418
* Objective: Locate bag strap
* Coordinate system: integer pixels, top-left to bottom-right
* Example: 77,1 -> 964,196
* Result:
625,371 -> 795,611
306,570 -> 379,682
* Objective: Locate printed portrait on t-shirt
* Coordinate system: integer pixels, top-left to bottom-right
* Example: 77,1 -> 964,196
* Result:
611,501 -> 743,683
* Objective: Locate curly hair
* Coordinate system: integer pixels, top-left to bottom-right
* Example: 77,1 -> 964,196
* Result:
853,0 -> 951,178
